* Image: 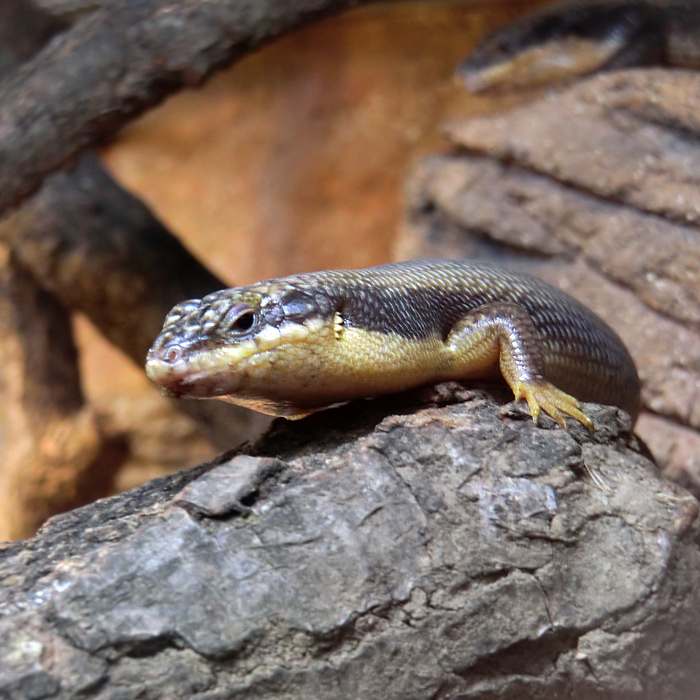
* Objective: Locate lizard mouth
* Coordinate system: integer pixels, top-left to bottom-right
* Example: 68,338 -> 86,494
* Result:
145,345 -> 244,399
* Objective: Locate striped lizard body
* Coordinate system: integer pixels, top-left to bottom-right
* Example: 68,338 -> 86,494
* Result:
146,258 -> 640,429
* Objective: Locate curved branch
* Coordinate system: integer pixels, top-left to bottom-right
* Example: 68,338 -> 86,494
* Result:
0,0 -> 373,216
0,154 -> 269,449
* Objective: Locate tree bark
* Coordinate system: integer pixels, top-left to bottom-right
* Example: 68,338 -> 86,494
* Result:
0,387 -> 697,699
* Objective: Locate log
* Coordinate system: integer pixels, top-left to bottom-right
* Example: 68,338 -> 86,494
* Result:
1,387 -> 698,699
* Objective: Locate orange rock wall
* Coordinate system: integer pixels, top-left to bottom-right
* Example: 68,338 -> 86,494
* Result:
101,1 -> 547,284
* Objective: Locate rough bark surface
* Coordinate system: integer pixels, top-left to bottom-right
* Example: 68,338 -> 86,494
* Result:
399,68 -> 700,496
0,387 -> 698,699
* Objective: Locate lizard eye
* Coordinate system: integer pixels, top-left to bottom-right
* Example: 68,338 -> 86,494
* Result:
221,305 -> 258,335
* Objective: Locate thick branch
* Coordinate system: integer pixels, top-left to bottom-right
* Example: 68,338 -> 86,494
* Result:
0,388 -> 698,698
2,154 -> 224,365
0,0 -> 372,216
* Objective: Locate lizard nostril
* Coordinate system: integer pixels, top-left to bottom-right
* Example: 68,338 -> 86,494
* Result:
158,344 -> 183,364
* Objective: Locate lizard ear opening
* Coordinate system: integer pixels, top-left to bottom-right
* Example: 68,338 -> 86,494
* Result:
280,290 -> 319,321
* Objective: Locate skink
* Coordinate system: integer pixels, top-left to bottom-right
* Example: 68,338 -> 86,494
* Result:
146,258 -> 640,429
459,0 -> 700,93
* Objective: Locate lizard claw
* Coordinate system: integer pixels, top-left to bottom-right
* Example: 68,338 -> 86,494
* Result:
513,379 -> 594,432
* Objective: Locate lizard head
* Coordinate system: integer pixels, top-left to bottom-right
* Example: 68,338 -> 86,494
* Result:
145,282 -> 336,414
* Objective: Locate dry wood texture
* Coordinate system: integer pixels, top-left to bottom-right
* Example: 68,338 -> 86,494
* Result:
1,388 -> 697,699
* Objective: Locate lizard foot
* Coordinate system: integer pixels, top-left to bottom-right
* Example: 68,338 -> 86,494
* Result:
512,379 -> 594,432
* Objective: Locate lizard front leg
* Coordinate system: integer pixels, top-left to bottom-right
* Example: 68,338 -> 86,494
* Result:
443,302 -> 593,430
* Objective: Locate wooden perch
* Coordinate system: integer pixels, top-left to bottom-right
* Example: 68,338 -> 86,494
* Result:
0,0 -> 376,217
0,388 -> 697,698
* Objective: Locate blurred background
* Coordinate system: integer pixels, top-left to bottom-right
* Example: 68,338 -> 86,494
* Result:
87,0 -> 550,491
